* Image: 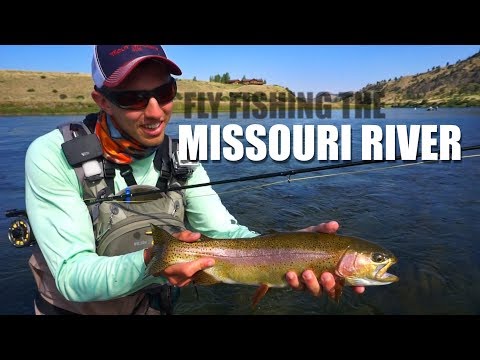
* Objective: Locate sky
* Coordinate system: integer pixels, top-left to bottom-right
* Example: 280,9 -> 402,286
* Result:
0,45 -> 478,94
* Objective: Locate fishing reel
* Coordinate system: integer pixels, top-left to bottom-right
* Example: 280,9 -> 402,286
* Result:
5,209 -> 36,248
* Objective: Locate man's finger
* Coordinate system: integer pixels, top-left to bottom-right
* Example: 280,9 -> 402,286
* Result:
302,270 -> 321,297
315,221 -> 339,234
188,257 -> 215,276
286,271 -> 304,291
172,230 -> 201,242
298,221 -> 339,234
320,272 -> 336,299
353,286 -> 365,294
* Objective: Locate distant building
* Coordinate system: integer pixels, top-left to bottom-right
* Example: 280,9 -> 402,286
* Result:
228,78 -> 265,85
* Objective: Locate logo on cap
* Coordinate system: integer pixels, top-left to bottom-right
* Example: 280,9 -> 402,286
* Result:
92,44 -> 182,88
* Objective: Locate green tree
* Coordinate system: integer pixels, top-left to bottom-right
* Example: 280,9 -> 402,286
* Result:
221,72 -> 231,84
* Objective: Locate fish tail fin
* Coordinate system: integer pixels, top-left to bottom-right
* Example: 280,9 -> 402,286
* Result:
144,224 -> 174,278
252,284 -> 270,309
151,223 -> 177,246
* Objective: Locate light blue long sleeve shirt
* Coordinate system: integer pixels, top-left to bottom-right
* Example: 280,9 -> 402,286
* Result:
25,128 -> 258,302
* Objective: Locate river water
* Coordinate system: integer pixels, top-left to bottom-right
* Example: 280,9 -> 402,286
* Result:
0,107 -> 479,315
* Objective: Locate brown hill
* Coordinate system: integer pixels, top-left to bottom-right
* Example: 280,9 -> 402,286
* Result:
0,70 -> 289,115
2,50 -> 479,114
360,50 -> 480,108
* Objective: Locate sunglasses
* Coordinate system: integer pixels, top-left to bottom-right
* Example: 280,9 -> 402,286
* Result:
97,77 -> 177,110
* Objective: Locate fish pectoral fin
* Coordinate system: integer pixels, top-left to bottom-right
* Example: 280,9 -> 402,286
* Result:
328,277 -> 345,303
252,284 -> 270,309
193,271 -> 220,285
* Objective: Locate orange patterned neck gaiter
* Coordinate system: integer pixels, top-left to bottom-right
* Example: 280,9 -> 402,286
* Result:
94,112 -> 158,164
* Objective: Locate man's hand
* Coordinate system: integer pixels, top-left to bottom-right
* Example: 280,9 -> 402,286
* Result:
144,230 -> 215,287
285,221 -> 365,298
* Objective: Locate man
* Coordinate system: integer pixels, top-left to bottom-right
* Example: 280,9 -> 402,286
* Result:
25,45 -> 364,315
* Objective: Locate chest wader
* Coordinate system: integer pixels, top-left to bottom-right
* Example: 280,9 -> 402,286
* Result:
58,113 -> 196,314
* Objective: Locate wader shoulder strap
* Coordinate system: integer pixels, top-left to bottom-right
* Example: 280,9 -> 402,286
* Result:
105,137 -> 173,193
153,135 -> 172,192
103,162 -> 138,192
103,161 -> 116,195
60,117 -> 180,196
104,162 -> 137,191
118,164 -> 137,186
57,121 -> 91,139
83,113 -> 98,133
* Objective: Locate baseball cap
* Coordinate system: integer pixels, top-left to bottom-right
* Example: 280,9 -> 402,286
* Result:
91,45 -> 182,89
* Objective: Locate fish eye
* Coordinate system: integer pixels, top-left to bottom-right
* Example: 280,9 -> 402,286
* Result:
372,252 -> 386,263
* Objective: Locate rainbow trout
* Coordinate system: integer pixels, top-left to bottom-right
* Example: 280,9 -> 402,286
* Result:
146,225 -> 398,307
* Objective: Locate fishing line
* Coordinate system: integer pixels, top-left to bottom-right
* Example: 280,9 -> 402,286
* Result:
10,146 -> 479,249
6,147 -> 480,248
172,153 -> 480,200
95,151 -> 480,203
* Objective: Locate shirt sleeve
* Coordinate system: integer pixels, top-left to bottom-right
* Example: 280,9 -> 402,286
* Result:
184,163 -> 260,239
25,130 -> 163,302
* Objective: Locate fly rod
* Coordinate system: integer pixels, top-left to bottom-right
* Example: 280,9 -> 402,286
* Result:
5,144 -> 480,248
83,144 -> 480,205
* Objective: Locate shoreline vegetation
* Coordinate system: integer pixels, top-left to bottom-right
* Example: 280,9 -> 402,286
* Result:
1,60 -> 479,116
0,70 -> 373,116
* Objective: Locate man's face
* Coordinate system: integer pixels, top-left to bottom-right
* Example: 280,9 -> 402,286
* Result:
95,61 -> 174,147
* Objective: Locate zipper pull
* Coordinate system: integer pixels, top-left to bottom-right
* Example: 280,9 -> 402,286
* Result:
125,187 -> 131,203
172,200 -> 179,215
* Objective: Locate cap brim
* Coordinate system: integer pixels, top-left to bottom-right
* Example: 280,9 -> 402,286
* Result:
103,55 -> 182,88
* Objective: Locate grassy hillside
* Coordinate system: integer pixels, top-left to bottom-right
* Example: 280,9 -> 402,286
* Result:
2,50 -> 479,115
360,50 -> 480,108
0,70 -> 291,115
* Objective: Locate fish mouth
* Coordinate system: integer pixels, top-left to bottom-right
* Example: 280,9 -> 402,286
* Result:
374,259 -> 399,283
